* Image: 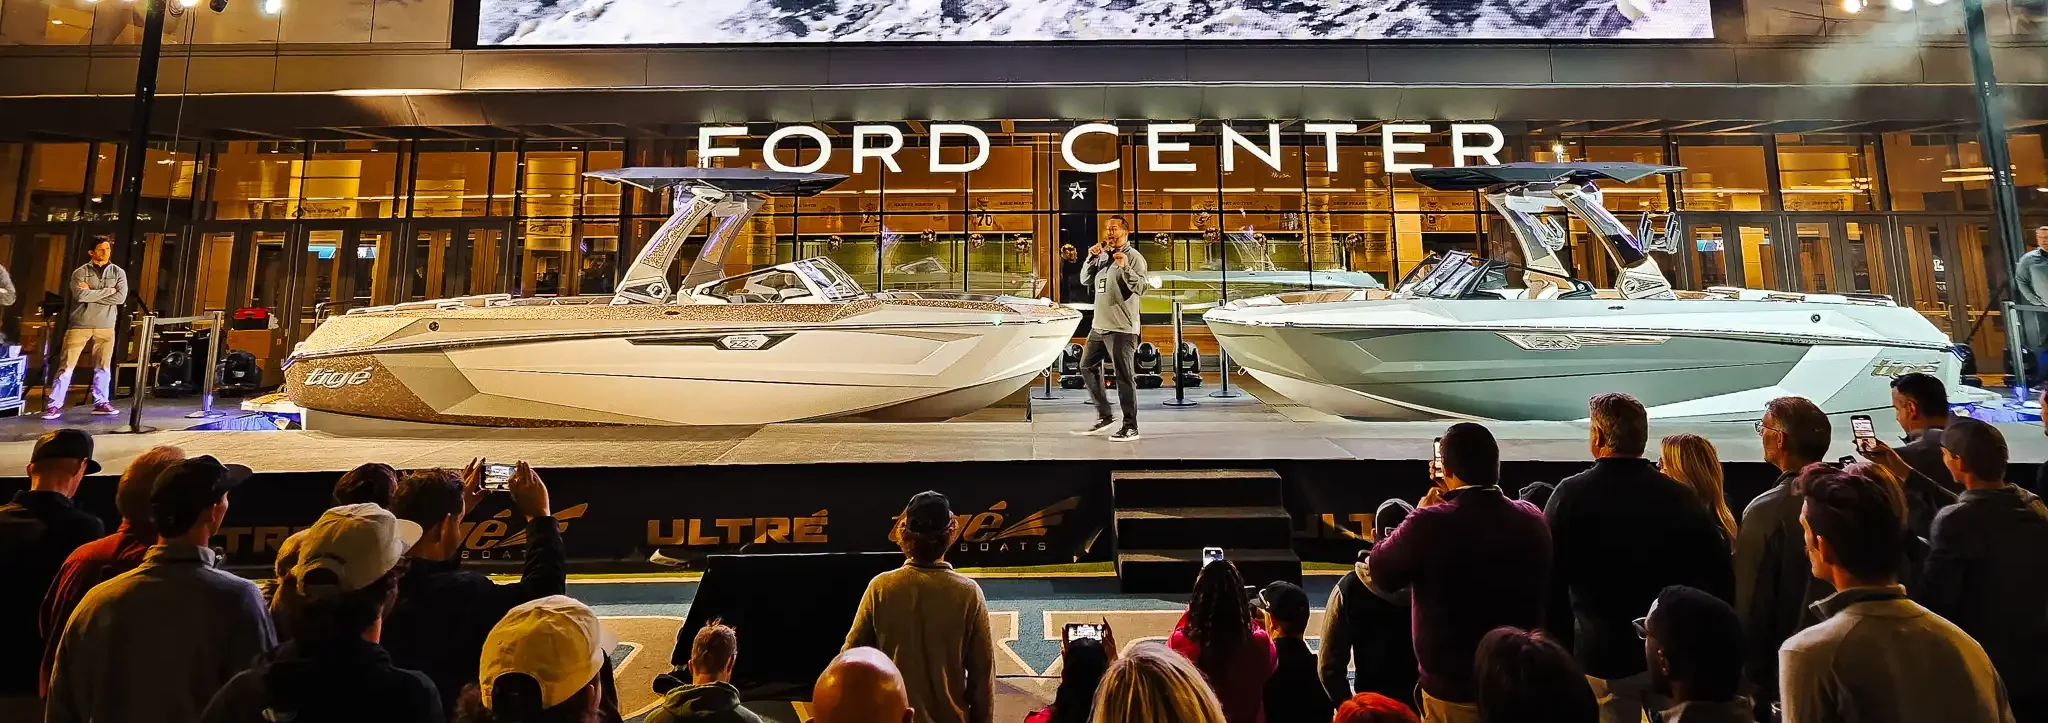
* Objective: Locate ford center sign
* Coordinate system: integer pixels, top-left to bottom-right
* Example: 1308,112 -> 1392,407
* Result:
696,122 -> 1507,176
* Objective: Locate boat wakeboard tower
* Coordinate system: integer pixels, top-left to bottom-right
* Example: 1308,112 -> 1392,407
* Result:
1204,161 -> 1970,422
280,168 -> 1081,431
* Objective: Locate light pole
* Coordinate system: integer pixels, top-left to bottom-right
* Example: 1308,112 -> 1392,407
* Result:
108,0 -> 230,431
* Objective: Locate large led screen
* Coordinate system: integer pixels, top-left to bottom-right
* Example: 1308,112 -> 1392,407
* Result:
471,0 -> 1715,46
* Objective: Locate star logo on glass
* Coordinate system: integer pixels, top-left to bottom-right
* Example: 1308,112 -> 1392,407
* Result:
1067,181 -> 1088,200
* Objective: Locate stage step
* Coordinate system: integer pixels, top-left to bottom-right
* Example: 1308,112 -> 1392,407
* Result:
1114,506 -> 1293,550
1116,548 -> 1303,594
1109,468 -> 1299,594
1110,468 -> 1283,509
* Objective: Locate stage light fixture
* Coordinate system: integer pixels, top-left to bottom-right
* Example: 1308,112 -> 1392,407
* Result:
1842,0 -> 1862,11
210,0 -> 229,11
178,0 -> 198,8
1890,0 -> 1911,10
261,0 -> 280,13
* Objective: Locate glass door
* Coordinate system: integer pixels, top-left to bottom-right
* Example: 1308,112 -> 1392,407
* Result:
405,220 -> 510,300
1897,217 -> 2008,381
1789,220 -> 1836,293
1839,216 -> 1896,298
1682,215 -> 1776,289
1896,218 -> 1959,340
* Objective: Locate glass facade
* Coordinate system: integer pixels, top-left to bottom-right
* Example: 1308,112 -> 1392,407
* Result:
1,123 -> 2045,384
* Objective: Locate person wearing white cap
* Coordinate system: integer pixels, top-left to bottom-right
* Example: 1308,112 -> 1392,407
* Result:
46,455 -> 274,723
200,502 -> 443,723
452,595 -> 614,723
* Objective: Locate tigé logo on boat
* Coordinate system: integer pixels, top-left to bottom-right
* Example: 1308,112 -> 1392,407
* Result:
303,367 -> 373,389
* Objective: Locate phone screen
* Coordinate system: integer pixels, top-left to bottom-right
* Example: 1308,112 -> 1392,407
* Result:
1850,415 -> 1875,439
1201,547 -> 1224,567
1064,623 -> 1104,642
483,463 -> 516,492
1431,437 -> 1445,482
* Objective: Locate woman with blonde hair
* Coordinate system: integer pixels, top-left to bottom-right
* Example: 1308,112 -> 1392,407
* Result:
1659,433 -> 1739,545
1090,642 -> 1227,723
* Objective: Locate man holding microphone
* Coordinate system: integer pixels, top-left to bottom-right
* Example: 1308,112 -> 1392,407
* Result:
1071,216 -> 1147,442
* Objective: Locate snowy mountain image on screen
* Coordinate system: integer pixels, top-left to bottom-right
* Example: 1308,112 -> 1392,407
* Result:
476,0 -> 1713,45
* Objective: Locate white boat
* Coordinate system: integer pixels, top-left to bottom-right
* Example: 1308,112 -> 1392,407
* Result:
1204,162 -> 1963,422
281,168 -> 1082,430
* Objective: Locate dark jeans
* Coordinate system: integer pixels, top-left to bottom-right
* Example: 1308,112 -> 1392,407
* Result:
1082,330 -> 1138,428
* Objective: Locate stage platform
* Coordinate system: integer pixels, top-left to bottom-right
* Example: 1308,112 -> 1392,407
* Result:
3,378 -> 2033,476
4,380 -> 2038,574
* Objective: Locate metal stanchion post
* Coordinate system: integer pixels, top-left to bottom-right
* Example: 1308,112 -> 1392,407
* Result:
111,315 -> 156,434
1209,347 -> 1242,399
187,310 -> 225,418
1034,362 -> 1058,400
1163,299 -> 1198,408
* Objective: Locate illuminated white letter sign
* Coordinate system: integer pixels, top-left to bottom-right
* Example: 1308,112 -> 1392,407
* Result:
851,125 -> 904,174
763,125 -> 831,173
1146,123 -> 1198,173
696,126 -> 744,168
929,123 -> 990,173
1303,123 -> 1359,172
1450,123 -> 1506,166
1221,123 -> 1283,173
1381,123 -> 1434,174
1061,123 -> 1121,174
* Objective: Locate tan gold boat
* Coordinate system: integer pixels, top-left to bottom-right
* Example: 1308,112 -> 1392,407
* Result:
282,168 -> 1080,431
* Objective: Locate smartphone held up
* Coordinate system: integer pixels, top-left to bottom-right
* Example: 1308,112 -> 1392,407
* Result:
1850,414 -> 1876,453
482,462 -> 517,492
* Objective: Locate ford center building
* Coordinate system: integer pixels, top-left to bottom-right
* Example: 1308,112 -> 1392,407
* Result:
0,0 -> 2043,386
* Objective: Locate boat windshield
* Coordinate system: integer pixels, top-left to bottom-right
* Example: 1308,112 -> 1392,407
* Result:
793,258 -> 866,302
1394,251 -> 1592,300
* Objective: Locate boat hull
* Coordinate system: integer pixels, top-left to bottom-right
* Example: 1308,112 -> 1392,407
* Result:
286,300 -> 1081,427
1206,297 -> 1957,422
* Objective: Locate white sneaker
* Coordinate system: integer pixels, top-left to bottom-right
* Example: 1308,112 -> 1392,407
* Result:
1071,417 -> 1117,436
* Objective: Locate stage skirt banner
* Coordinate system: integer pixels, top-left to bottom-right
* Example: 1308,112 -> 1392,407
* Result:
197,462 -> 1112,571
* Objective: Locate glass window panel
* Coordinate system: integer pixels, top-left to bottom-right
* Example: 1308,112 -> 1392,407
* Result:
413,142 -> 496,218
966,213 -> 1048,297
581,144 -> 625,218
1391,137 -> 1477,213
29,142 -> 88,221
291,141 -> 402,219
1842,220 -> 1890,295
1776,134 -> 1877,211
176,0 -> 282,44
2013,132 -> 2047,212
1677,137 -> 1775,211
1303,133 -> 1393,213
211,142 -> 303,220
1884,132 -> 1962,212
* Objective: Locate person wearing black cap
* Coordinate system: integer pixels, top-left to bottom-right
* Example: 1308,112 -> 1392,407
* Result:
0,428 -> 104,708
1318,499 -> 1419,709
1919,418 -> 2048,722
1256,581 -> 1333,723
46,455 -> 277,723
844,491 -> 993,723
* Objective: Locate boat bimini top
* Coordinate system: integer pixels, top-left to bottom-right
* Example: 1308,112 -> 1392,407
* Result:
582,168 -> 850,307
1409,162 -> 1684,302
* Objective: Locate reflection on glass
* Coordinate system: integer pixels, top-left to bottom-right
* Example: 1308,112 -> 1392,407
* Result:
1794,222 -> 1833,292
1688,223 -> 1730,288
1955,222 -> 2007,370
300,230 -> 342,345
1900,223 -> 1953,336
1843,221 -> 1885,295
352,230 -> 393,306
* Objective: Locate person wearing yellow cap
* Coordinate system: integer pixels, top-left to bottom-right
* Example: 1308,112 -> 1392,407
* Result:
199,502 -> 442,723
454,595 -> 615,723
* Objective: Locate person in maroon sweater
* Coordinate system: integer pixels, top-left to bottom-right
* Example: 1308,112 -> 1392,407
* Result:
1367,422 -> 1553,723
37,444 -> 185,694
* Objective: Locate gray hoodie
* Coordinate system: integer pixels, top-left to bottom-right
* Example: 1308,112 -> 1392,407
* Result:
68,262 -> 127,330
1078,246 -> 1147,335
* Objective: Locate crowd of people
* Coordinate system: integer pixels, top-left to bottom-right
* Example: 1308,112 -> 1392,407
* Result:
0,371 -> 2041,723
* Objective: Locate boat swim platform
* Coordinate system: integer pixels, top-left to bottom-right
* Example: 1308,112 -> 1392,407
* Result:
1,377 -> 2039,479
